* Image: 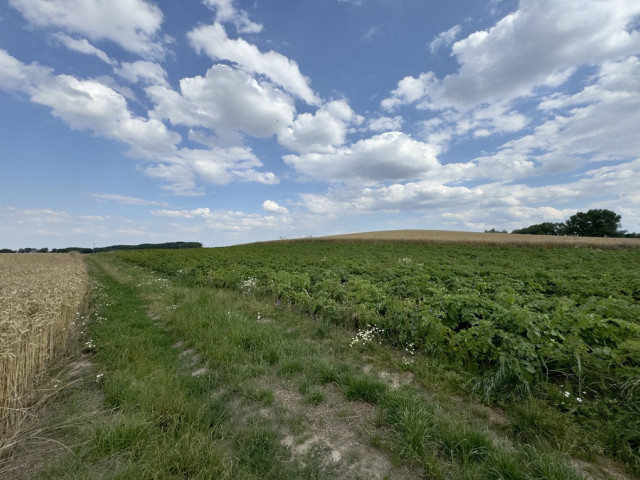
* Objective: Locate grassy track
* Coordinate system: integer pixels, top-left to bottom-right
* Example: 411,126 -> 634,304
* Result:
2,252 -> 632,479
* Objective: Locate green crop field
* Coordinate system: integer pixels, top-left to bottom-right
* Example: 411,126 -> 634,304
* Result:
117,240 -> 640,474
4,239 -> 639,479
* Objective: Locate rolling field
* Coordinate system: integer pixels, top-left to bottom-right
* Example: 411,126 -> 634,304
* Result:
3,238 -> 639,479
319,229 -> 640,247
116,239 -> 640,476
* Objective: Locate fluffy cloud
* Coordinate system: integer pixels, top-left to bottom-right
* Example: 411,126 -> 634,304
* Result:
0,50 -> 180,157
278,100 -> 362,153
0,50 -> 281,194
144,145 -> 278,195
385,0 -> 640,112
471,56 -> 640,181
204,0 -> 263,34
9,0 -> 166,59
188,22 -> 319,105
30,74 -> 180,157
369,116 -> 403,132
115,61 -> 168,86
262,200 -> 289,214
297,181 -> 478,217
283,132 -> 440,183
0,49 -> 52,92
148,64 -> 295,138
296,154 -> 640,232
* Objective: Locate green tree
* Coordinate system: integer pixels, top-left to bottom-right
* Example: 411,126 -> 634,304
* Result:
512,222 -> 565,235
563,209 -> 623,237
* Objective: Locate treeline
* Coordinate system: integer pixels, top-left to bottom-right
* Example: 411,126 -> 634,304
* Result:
0,241 -> 202,254
511,209 -> 640,238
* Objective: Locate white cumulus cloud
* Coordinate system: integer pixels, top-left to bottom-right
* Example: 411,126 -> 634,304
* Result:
115,61 -> 168,86
9,0 -> 166,59
384,0 -> 640,112
283,131 -> 440,183
148,64 -> 295,138
369,115 -> 404,132
188,22 -> 319,105
262,200 -> 289,214
144,145 -> 278,195
278,100 -> 363,153
0,50 -> 180,158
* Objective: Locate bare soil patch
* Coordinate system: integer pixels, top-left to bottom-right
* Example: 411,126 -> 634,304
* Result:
258,379 -> 418,479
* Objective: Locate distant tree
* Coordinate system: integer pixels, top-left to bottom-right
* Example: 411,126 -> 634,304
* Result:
0,248 -> 15,253
564,209 -> 623,237
37,247 -> 49,253
484,228 -> 507,233
512,222 -> 565,235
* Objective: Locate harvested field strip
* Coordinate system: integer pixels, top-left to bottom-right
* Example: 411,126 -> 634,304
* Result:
317,229 -> 640,248
0,253 -> 88,436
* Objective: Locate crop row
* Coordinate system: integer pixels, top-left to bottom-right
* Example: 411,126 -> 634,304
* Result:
118,242 -> 639,388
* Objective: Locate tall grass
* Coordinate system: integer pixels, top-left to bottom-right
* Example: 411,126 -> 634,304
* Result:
0,253 -> 88,441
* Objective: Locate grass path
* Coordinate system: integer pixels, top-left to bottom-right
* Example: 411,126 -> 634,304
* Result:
2,253 -> 629,479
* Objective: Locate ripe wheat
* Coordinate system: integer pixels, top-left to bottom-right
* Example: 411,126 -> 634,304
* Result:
0,253 -> 88,436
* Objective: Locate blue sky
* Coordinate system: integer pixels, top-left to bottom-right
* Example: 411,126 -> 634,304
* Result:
1,0 -> 639,249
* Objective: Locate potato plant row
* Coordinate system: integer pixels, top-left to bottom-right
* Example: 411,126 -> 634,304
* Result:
117,242 -> 640,397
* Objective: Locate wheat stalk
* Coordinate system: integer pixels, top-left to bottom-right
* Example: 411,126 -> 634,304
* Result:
0,253 -> 88,438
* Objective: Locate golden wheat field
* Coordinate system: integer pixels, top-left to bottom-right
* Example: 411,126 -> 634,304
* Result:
0,253 -> 88,435
319,229 -> 640,247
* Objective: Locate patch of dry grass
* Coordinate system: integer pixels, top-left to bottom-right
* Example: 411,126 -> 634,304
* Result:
0,253 -> 88,440
318,229 -> 640,248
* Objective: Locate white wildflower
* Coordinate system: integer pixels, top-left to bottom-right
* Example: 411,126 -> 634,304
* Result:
350,326 -> 384,348
241,277 -> 257,294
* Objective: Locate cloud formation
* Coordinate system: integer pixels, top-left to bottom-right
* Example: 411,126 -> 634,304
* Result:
283,132 -> 441,183
148,64 -> 295,138
9,0 -> 166,59
262,200 -> 289,214
115,61 -> 169,86
188,22 -> 319,105
2,0 -> 640,247
204,0 -> 263,34
428,25 -> 461,54
384,0 -> 640,113
151,206 -> 293,233
278,100 -> 362,153
0,49 -> 280,193
53,33 -> 115,65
